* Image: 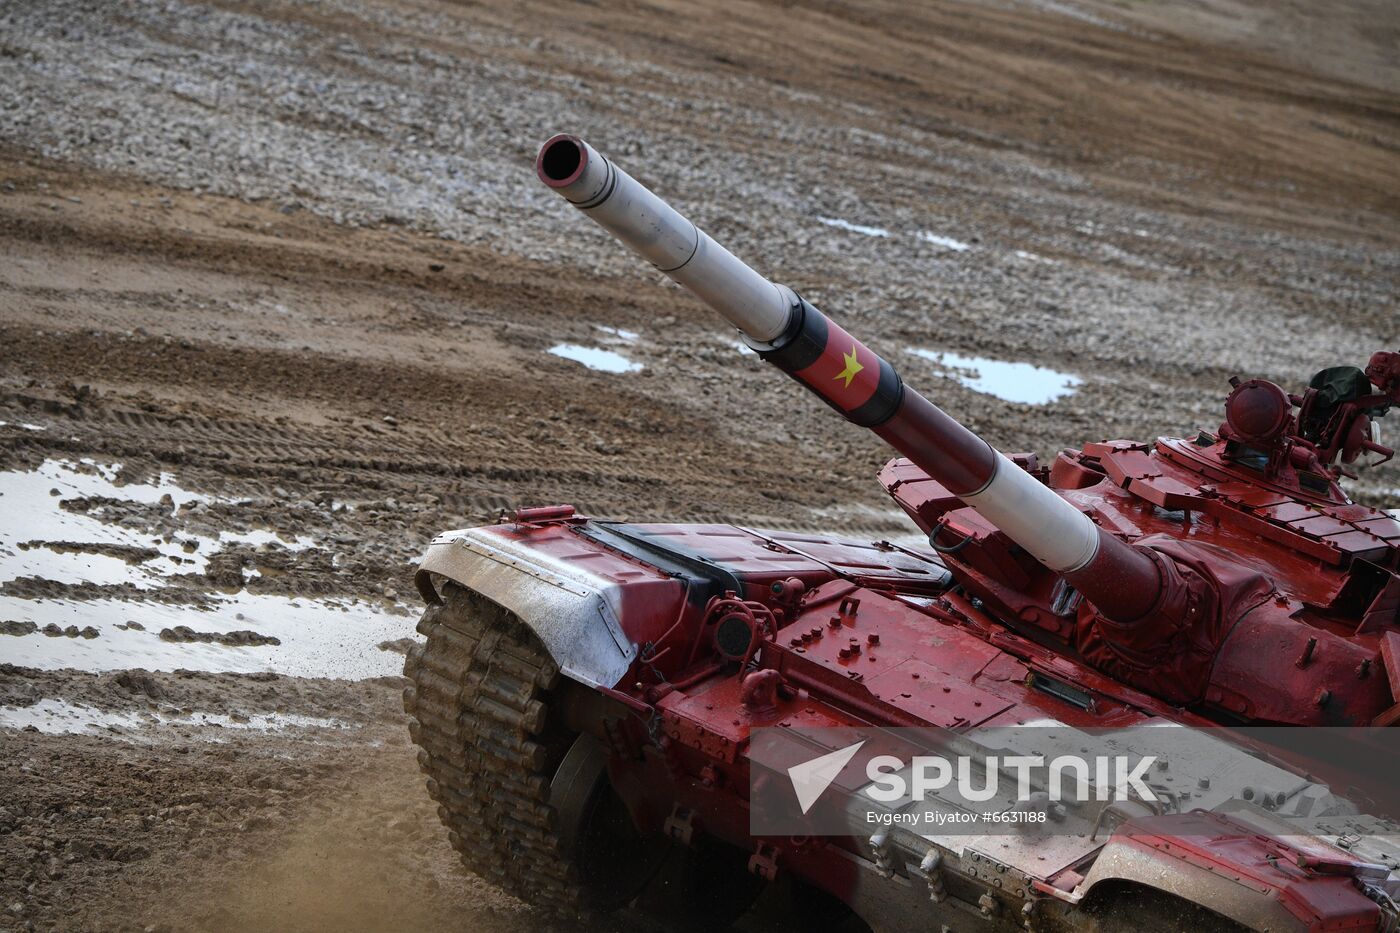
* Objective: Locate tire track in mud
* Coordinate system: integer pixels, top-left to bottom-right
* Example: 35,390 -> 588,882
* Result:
3,392 -> 591,521
1,387 -> 916,540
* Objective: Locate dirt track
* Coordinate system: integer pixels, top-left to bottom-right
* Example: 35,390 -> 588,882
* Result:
0,0 -> 1397,929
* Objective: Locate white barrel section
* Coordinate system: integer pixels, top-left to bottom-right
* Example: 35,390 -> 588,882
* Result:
961,453 -> 1100,572
537,134 -> 795,344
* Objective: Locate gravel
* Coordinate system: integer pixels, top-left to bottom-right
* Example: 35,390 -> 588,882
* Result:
1,0 -> 1395,442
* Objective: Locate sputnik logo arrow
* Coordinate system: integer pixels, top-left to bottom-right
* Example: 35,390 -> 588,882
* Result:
787,741 -> 866,814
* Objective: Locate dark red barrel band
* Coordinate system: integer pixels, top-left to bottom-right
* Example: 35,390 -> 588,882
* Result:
760,300 -> 903,428
760,301 -> 998,495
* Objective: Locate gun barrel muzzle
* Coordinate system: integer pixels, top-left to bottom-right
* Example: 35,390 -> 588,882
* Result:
538,134 -> 794,344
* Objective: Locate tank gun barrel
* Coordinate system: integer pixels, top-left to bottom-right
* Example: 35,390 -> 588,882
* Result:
536,134 -> 1168,623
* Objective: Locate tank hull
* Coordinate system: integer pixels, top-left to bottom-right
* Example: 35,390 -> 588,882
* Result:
408,509 -> 1400,932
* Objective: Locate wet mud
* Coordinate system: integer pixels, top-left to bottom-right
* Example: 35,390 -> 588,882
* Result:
0,0 -> 1397,928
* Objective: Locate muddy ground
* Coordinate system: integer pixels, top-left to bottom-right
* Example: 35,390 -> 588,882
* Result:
0,0 -> 1397,929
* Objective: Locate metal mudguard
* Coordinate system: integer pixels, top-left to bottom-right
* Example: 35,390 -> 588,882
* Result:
1079,834 -> 1303,931
415,526 -> 638,688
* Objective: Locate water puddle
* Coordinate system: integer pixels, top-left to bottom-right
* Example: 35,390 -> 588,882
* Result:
906,349 -> 1082,405
0,459 -> 412,680
594,325 -> 639,342
918,231 -> 970,252
0,697 -> 345,737
0,593 -> 409,680
0,459 -> 310,589
817,216 -> 890,238
548,343 -> 643,373
0,420 -> 46,431
1023,0 -> 1125,30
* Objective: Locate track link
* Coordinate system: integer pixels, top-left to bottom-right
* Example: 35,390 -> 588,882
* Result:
403,582 -> 590,923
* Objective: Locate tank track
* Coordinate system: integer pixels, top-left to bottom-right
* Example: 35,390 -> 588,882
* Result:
402,583 -> 589,922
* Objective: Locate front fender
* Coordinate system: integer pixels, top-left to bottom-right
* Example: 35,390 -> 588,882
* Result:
416,527 -> 639,688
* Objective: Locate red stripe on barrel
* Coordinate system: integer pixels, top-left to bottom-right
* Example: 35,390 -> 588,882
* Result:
793,320 -> 881,414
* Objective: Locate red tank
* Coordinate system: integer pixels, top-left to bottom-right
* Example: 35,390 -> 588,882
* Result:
401,136 -> 1400,932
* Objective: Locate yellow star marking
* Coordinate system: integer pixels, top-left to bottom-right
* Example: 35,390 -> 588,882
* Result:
834,344 -> 865,389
